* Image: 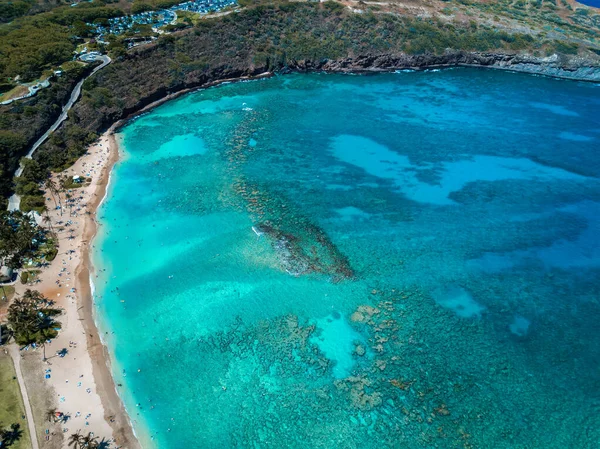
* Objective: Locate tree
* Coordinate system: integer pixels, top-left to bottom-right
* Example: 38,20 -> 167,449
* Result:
46,408 -> 58,423
81,433 -> 100,448
20,159 -> 47,184
68,431 -> 84,448
65,192 -> 72,216
68,431 -> 101,449
43,212 -> 54,235
0,423 -> 23,447
44,177 -> 62,211
131,2 -> 152,14
0,210 -> 44,269
71,20 -> 93,38
59,175 -> 71,216
6,289 -> 61,359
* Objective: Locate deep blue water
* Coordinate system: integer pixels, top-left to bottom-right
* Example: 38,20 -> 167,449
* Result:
93,69 -> 600,449
576,0 -> 600,7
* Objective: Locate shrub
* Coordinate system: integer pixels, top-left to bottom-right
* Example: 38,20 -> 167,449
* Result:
20,195 -> 46,213
553,40 -> 579,54
323,1 -> 344,12
45,247 -> 58,262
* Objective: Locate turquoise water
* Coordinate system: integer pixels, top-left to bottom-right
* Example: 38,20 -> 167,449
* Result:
93,69 -> 600,449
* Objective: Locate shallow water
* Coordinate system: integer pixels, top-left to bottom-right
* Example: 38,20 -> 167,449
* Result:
93,69 -> 600,449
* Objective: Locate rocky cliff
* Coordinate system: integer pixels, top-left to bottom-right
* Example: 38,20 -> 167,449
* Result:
290,51 -> 600,82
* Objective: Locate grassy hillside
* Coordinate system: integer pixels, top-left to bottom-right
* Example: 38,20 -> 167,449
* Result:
0,353 -> 32,449
342,0 -> 600,48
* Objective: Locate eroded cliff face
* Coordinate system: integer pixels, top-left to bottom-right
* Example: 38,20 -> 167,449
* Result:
111,50 -> 600,127
35,47 -> 598,181
288,51 -> 600,81
106,50 -> 600,130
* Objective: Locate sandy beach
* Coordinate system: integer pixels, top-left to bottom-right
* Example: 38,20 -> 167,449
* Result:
10,130 -> 140,449
3,71 -> 276,449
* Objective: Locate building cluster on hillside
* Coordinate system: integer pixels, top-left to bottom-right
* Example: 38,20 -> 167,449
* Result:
90,10 -> 176,36
175,0 -> 236,14
88,0 -> 236,37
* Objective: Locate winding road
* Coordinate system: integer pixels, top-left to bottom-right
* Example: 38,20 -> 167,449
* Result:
8,55 -> 111,211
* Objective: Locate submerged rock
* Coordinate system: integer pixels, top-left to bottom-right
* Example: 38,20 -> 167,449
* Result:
509,315 -> 531,337
432,285 -> 485,319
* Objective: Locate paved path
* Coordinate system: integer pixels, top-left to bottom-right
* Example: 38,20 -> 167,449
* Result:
8,55 -> 111,211
8,345 -> 40,449
0,79 -> 51,106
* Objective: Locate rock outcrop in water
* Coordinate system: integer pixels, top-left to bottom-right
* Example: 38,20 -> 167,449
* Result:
254,221 -> 355,281
233,177 -> 354,281
219,106 -> 355,282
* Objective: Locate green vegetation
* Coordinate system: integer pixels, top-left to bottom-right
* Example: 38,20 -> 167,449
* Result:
0,22 -> 73,81
6,289 -> 61,359
0,85 -> 29,103
42,246 -> 58,261
0,0 -> 76,23
14,159 -> 48,214
1,284 -> 16,301
0,0 -> 599,208
0,0 -> 33,23
58,176 -> 88,189
0,62 -> 93,207
0,210 -> 45,269
0,2 -> 123,82
0,353 -> 31,449
68,431 -> 107,449
17,269 -> 41,284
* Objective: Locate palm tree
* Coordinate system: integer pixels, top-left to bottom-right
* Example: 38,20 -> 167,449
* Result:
7,290 -> 61,359
36,327 -> 57,361
65,192 -> 72,217
81,433 -> 100,448
68,431 -> 100,449
68,431 -> 84,448
46,408 -> 57,423
58,176 -> 71,216
43,212 -> 54,235
44,178 -> 60,211
0,210 -> 42,269
0,423 -> 23,446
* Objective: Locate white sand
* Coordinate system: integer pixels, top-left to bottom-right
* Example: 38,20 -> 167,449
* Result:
13,132 -> 139,449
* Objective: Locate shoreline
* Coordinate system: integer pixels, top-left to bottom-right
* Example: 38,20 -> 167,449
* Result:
94,61 -> 598,160
10,128 -> 140,449
12,72 -> 276,449
16,63 -> 596,449
76,131 -> 141,449
112,71 -> 275,131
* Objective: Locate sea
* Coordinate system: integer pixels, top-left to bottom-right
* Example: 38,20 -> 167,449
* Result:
575,0 -> 600,7
92,69 -> 600,449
